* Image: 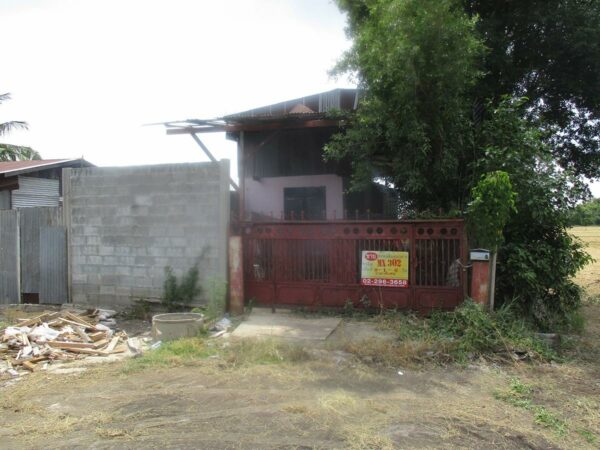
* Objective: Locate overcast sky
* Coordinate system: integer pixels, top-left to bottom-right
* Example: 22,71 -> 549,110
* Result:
1,0 -> 598,196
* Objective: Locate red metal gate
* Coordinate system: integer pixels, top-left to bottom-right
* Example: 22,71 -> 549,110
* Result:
241,220 -> 467,312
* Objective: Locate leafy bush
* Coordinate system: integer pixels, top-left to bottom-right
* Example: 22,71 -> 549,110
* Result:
467,170 -> 516,250
474,99 -> 592,330
162,265 -> 201,312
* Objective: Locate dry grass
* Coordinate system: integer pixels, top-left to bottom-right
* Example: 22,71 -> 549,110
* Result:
572,226 -> 600,298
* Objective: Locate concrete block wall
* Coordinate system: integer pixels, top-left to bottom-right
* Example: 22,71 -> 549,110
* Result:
63,161 -> 230,308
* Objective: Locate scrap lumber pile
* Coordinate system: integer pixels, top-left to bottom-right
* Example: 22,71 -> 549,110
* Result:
0,309 -> 127,376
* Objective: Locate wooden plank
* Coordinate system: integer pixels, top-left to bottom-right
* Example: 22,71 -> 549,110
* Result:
17,311 -> 60,328
75,326 -> 92,343
105,336 -> 120,353
59,317 -> 97,331
60,347 -> 109,356
47,341 -> 98,350
22,361 -> 37,372
64,312 -> 95,328
11,355 -> 48,366
92,339 -> 109,349
87,331 -> 108,342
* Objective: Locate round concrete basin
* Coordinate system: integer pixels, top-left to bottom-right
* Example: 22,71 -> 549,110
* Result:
152,313 -> 204,341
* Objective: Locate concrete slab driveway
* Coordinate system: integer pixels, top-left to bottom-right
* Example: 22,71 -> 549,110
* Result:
231,308 -> 341,341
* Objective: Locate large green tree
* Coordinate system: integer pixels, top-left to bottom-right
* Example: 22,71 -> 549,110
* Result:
0,92 -> 40,161
327,0 -> 485,211
464,0 -> 600,179
329,0 -> 594,328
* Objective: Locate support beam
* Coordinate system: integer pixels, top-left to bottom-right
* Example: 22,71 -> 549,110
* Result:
190,134 -> 238,191
239,131 -> 245,221
167,118 -> 343,135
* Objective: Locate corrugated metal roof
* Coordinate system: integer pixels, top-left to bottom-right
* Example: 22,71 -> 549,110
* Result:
0,158 -> 93,176
223,88 -> 359,121
162,88 -> 360,133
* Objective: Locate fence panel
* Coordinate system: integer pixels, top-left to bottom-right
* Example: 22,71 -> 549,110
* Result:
20,207 -> 63,295
0,210 -> 20,304
39,226 -> 68,304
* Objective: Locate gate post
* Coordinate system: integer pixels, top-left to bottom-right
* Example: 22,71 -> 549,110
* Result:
470,249 -> 490,306
228,235 -> 244,315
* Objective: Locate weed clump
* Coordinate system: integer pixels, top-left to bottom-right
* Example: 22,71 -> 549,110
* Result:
360,299 -> 558,365
162,264 -> 201,312
427,300 -> 556,359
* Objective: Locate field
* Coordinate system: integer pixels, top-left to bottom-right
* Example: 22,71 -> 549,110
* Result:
0,229 -> 599,449
572,226 -> 600,298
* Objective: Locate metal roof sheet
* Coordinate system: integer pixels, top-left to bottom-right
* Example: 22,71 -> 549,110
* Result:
0,158 -> 93,176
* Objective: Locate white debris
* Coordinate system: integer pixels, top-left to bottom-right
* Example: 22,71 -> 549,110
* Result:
30,324 -> 60,341
213,317 -> 232,332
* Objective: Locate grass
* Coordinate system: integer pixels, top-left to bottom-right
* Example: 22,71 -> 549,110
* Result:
578,428 -> 598,445
494,377 -> 569,437
122,336 -> 310,373
344,300 -> 559,367
123,337 -> 217,372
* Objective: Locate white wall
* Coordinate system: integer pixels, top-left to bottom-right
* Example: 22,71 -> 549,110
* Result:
244,174 -> 344,220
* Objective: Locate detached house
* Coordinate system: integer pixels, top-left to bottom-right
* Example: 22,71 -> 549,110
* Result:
167,89 -> 468,312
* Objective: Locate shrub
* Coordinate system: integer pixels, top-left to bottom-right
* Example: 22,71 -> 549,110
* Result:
162,265 -> 201,312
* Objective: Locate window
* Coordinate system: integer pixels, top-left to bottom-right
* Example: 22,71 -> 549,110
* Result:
284,187 -> 326,220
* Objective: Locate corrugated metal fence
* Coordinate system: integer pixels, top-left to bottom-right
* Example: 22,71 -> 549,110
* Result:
0,207 -> 67,304
11,176 -> 60,209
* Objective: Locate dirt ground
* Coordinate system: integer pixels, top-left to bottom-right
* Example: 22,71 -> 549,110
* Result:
0,229 -> 598,449
2,305 -> 599,450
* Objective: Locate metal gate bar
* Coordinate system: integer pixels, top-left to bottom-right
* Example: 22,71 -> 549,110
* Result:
242,220 -> 467,312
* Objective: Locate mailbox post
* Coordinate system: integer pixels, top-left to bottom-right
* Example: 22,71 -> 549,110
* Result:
470,249 -> 490,306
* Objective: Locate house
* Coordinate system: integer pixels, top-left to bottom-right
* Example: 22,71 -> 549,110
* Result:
0,158 -> 93,210
165,90 -> 469,312
168,89 -> 396,221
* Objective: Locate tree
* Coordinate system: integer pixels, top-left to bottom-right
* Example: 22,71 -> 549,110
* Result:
326,0 -> 485,212
569,198 -> 600,226
474,99 -> 591,329
331,0 -> 593,329
0,92 -> 40,161
463,0 -> 600,179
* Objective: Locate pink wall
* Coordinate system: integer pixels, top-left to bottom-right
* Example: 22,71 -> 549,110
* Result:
244,174 -> 344,220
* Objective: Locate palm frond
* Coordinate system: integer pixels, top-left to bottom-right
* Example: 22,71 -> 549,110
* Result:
0,121 -> 28,136
0,143 -> 41,161
0,93 -> 11,104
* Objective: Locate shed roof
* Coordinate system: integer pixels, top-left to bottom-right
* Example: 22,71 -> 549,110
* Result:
0,158 -> 94,176
164,88 -> 359,135
223,88 -> 359,121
